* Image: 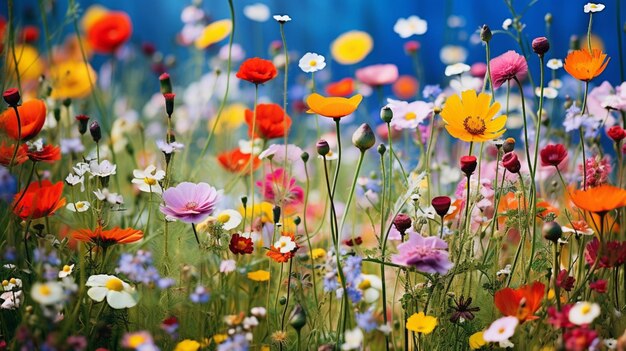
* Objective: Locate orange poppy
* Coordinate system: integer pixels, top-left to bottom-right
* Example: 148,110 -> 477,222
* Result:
326,78 -> 354,97
245,103 -> 291,139
392,75 -> 419,100
23,144 -> 61,163
570,184 -> 626,215
0,141 -> 27,166
0,99 -> 47,140
563,49 -> 609,82
236,57 -> 277,85
73,226 -> 143,247
12,180 -> 66,220
217,148 -> 261,174
266,232 -> 299,263
86,11 -> 132,53
494,281 -> 545,322
305,93 -> 363,119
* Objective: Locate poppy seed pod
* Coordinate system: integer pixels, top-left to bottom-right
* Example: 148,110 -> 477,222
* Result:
377,143 -> 386,155
352,123 -> 376,151
316,139 -> 330,156
431,196 -> 451,217
89,121 -> 102,143
380,106 -> 393,123
502,152 -> 521,174
300,151 -> 309,163
542,221 -> 562,243
532,37 -> 550,57
460,155 -> 477,177
3,88 -> 20,106
288,304 -> 307,331
393,213 -> 412,236
159,73 -> 172,94
480,25 -> 492,43
163,93 -> 176,116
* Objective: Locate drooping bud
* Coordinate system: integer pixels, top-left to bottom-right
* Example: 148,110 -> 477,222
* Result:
352,123 -> 376,151
2,88 -> 20,106
62,98 -> 72,108
542,221 -> 562,243
404,40 -> 420,55
380,106 -> 393,123
480,25 -> 492,43
460,155 -> 477,177
431,196 -> 451,217
75,114 -> 90,135
316,140 -> 330,156
89,121 -> 102,143
502,152 -> 521,173
532,37 -> 550,57
159,73 -> 172,94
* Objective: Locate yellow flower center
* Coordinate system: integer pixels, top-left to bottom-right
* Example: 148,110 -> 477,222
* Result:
405,112 -> 417,120
9,278 -> 16,285
63,265 -> 72,272
105,278 -> 124,292
1,280 -> 8,286
144,177 -> 157,186
310,60 -> 317,67
358,279 -> 371,290
128,335 -> 147,348
498,327 -> 505,334
463,116 -> 487,135
590,4 -> 598,8
280,241 -> 287,247
581,304 -> 591,315
39,284 -> 51,296
217,213 -> 231,223
76,202 -> 85,209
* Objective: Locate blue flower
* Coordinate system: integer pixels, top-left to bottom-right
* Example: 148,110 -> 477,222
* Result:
189,285 -> 210,303
356,308 -> 378,332
422,85 -> 442,100
217,334 -> 249,351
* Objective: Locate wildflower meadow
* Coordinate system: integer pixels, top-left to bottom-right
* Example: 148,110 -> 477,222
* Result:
2,0 -> 626,350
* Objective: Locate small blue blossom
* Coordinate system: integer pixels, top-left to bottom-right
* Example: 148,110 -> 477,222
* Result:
217,334 -> 249,351
356,308 -> 378,332
189,285 -> 210,303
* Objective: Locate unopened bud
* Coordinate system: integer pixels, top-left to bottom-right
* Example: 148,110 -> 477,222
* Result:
352,123 -> 376,151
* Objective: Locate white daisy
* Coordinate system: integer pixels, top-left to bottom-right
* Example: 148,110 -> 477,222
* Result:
132,165 -> 165,194
569,301 -> 601,325
238,139 -> 263,155
58,264 -> 75,278
273,15 -> 291,23
216,209 -> 243,230
66,201 -> 91,213
86,274 -> 138,309
584,3 -> 605,13
274,236 -> 296,254
31,281 -> 65,305
535,87 -> 559,99
342,327 -> 364,350
547,58 -> 563,70
2,278 -> 22,291
444,63 -> 471,77
358,274 -> 383,304
299,52 -> 326,73
393,16 -> 427,38
94,188 -> 124,205
243,3 -> 270,22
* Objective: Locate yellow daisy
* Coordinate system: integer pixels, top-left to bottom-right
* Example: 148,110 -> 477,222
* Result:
440,90 -> 506,142
331,30 -> 373,65
247,270 -> 270,282
406,312 -> 437,335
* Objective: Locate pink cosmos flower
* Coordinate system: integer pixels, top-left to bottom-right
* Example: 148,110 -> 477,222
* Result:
489,51 -> 528,89
355,64 -> 399,86
391,232 -> 453,274
160,182 -> 220,223
256,168 -> 304,206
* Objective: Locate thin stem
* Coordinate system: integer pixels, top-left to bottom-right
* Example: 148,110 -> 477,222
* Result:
579,82 -> 590,190
8,105 -> 22,171
338,150 -> 365,234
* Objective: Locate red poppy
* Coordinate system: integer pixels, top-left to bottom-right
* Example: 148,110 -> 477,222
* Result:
229,233 -> 253,255
12,180 -> 66,220
540,144 -> 568,167
326,78 -> 354,97
20,25 -> 39,43
0,141 -> 27,166
236,57 -> 277,85
0,99 -> 47,140
86,12 -> 133,54
23,144 -> 61,163
217,148 -> 261,174
607,125 -> 626,143
266,233 -> 299,263
494,281 -> 545,322
245,103 -> 291,139
73,226 -> 143,247
589,279 -> 607,293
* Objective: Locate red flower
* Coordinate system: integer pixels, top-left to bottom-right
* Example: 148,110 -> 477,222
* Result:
86,12 -> 133,53
217,148 -> 261,174
12,180 -> 66,220
607,125 -> 626,143
326,78 -> 355,97
584,238 -> 626,268
564,327 -> 598,351
245,103 -> 292,139
540,144 -> 568,167
73,226 -> 143,247
0,142 -> 27,166
236,58 -> 277,85
343,236 -> 363,247
20,25 -> 39,43
229,233 -> 253,255
0,100 -> 47,140
547,304 -> 575,329
23,144 -> 61,163
556,269 -> 575,291
494,281 -> 545,322
502,151 -> 521,173
589,279 -> 607,293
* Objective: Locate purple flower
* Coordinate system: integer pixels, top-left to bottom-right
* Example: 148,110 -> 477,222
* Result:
160,182 -> 220,223
356,308 -> 378,332
189,285 -> 210,303
391,233 -> 453,274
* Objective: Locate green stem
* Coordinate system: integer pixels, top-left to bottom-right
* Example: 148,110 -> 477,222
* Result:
338,150 -> 365,234
579,82 -> 590,190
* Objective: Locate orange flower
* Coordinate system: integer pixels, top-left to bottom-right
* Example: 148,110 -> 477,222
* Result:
326,78 -> 354,97
392,75 -> 419,100
494,281 -> 545,322
73,226 -> 143,247
564,49 -> 609,82
12,180 -> 66,220
245,103 -> 291,139
217,148 -> 261,174
570,184 -> 626,215
266,232 -> 299,263
23,144 -> 61,163
0,141 -> 27,166
236,58 -> 277,85
0,100 -> 47,140
305,93 -> 363,119
86,11 -> 132,53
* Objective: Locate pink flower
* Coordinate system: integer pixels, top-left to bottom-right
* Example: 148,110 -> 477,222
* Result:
547,304 -> 575,329
579,155 -> 611,188
563,327 -> 599,351
355,64 -> 399,86
391,232 -> 453,274
256,168 -> 304,206
160,182 -> 220,223
489,51 -> 528,89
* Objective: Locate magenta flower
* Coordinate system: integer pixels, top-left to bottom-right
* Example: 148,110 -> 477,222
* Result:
391,232 -> 453,274
489,51 -> 528,89
256,168 -> 304,206
160,182 -> 220,223
355,64 -> 399,86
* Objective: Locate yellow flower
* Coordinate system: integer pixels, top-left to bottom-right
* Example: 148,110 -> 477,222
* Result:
7,45 -> 45,81
469,331 -> 486,350
305,93 -> 363,119
50,60 -> 98,99
331,30 -> 373,65
208,103 -> 247,134
260,346 -> 271,351
440,90 -> 506,142
311,248 -> 327,260
212,334 -> 228,344
195,19 -> 233,49
406,312 -> 437,334
240,201 -> 274,223
81,5 -> 109,31
247,270 -> 270,282
174,339 -> 200,351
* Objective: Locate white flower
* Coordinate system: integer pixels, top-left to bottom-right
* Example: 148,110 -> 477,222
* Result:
299,52 -> 326,73
73,162 -> 90,176
243,316 -> 259,329
58,264 -> 75,278
358,274 -> 382,304
243,3 -> 270,22
65,173 -> 85,192
0,290 -> 22,310
86,274 -> 138,309
341,327 -> 364,350
561,224 -> 594,236
535,87 -> 559,99
502,18 -> 513,30
31,281 -> 65,305
584,3 -> 605,13
216,209 -> 243,230
66,201 -> 91,213
219,259 -> 236,274
377,323 -> 392,335
483,316 -> 518,342
393,16 -> 427,38
94,188 -> 124,205
497,264 -> 512,277
251,306 -> 267,318
444,63 -> 471,77
132,165 -> 165,194
89,160 -> 117,177
26,138 -> 43,152
181,5 -> 204,23
274,236 -> 296,254
569,301 -> 601,325
2,278 -> 22,291
238,139 -> 263,155
439,45 -> 468,65
604,339 -> 617,350
156,140 -> 184,154
387,99 -> 433,130
547,58 -> 563,70
273,15 -> 291,23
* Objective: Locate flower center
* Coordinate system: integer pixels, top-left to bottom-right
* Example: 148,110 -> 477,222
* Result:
144,177 -> 157,186
217,213 -> 231,223
498,327 -> 505,334
76,202 -> 85,209
280,241 -> 287,247
128,335 -> 147,348
405,112 -> 417,120
581,304 -> 591,315
310,60 -> 317,67
1,280 -> 7,287
358,279 -> 371,290
185,202 -> 198,210
105,278 -> 124,292
9,278 -> 16,285
463,116 -> 487,135
63,265 -> 72,272
38,285 -> 51,296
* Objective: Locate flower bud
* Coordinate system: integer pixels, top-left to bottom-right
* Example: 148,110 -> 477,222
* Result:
480,25 -> 492,43
380,106 -> 393,123
2,88 -> 20,106
62,98 -> 72,108
89,121 -> 102,143
460,155 -> 477,177
393,214 -> 412,236
503,137 -> 515,153
352,123 -> 376,151
273,205 -> 281,224
293,216 -> 301,226
532,37 -> 550,57
544,13 -> 553,24
288,304 -> 307,331
279,296 -> 287,305
542,221 -> 562,243
159,73 -> 172,94
404,40 -> 420,55
431,196 -> 451,217
502,152 -> 521,174
607,126 -> 626,143
75,114 -> 90,135
377,144 -> 386,155
300,151 -> 309,163
164,93 -> 176,116
316,140 -> 330,156
241,196 -> 248,208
